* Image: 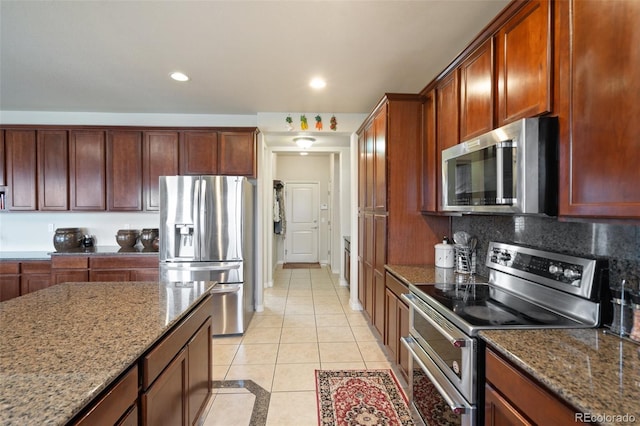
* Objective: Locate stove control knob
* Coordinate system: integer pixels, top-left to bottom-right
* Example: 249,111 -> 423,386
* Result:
548,265 -> 563,275
563,268 -> 581,280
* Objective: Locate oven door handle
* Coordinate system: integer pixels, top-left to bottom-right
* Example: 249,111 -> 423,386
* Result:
401,336 -> 469,415
401,293 -> 468,348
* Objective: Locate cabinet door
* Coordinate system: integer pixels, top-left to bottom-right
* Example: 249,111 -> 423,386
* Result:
218,131 -> 256,177
557,0 -> 640,217
373,214 -> 386,336
38,130 -> 69,210
436,69 -> 460,152
70,130 -> 106,210
357,131 -> 366,209
180,131 -> 218,175
421,90 -> 438,212
21,261 -> 52,294
459,37 -> 494,140
142,347 -> 188,426
5,129 -> 37,210
496,0 -> 552,125
384,288 -> 398,360
363,213 -> 375,319
485,384 -> 533,426
52,270 -> 88,285
0,130 -> 5,186
357,215 -> 366,308
188,320 -> 212,425
373,107 -> 387,211
144,131 -> 179,211
131,268 -> 159,282
364,122 -> 375,210
0,275 -> 21,301
107,131 -> 143,211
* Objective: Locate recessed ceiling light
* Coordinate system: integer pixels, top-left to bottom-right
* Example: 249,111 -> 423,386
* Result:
300,152 -> 309,156
309,77 -> 326,89
170,71 -> 190,82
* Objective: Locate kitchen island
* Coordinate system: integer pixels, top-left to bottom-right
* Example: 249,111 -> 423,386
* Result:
0,280 -> 215,425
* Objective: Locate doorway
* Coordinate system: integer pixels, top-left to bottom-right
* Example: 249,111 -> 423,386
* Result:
284,182 -> 319,263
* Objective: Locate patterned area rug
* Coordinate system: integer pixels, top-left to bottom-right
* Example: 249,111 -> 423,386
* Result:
316,370 -> 415,426
282,262 -> 321,269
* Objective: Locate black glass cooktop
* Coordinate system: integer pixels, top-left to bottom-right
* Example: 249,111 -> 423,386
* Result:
411,282 -> 583,334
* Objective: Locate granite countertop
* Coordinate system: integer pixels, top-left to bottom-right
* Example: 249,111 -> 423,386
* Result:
386,263 -> 640,425
0,246 -> 159,261
384,264 -> 487,286
481,329 -> 640,426
0,280 -> 215,425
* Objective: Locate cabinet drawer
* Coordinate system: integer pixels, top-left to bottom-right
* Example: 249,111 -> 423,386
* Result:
142,294 -> 212,390
0,262 -> 20,274
21,260 -> 51,274
385,272 -> 408,299
73,365 -> 138,426
51,256 -> 88,269
90,255 -> 159,269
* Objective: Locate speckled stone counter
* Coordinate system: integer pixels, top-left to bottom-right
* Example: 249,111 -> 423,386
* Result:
0,280 -> 214,425
386,264 -> 640,425
481,329 -> 640,425
0,246 -> 159,261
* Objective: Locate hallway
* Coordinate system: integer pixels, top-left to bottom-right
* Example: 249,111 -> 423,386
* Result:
201,265 -> 407,425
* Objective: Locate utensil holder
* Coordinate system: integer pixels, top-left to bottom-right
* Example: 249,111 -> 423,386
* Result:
454,245 -> 476,274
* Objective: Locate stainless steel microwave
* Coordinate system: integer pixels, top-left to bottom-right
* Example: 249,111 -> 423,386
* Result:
441,117 -> 558,215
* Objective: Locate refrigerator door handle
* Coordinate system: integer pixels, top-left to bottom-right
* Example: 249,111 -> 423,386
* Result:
162,264 -> 241,272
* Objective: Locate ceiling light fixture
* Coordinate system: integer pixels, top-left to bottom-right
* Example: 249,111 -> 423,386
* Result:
293,136 -> 315,149
170,71 -> 190,82
309,77 -> 326,89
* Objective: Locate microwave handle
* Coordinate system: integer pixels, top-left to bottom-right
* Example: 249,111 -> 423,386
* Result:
496,140 -> 515,205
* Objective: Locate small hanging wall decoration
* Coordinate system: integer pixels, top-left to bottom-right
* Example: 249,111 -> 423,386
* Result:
300,114 -> 308,130
285,115 -> 294,131
330,115 -> 337,131
315,115 -> 323,130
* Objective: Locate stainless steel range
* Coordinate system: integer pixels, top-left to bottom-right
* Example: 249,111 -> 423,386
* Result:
400,242 -> 610,425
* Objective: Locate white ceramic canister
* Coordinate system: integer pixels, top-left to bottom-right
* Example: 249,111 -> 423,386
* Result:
435,239 -> 454,268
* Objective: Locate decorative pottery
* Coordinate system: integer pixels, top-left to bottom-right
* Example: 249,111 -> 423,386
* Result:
53,228 -> 83,251
116,229 -> 140,248
140,228 -> 159,250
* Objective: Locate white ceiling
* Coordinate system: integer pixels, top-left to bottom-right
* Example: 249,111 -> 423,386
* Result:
0,0 -> 509,147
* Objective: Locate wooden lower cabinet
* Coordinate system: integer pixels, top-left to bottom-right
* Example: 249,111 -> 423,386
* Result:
143,347 -> 189,426
384,271 -> 409,378
51,255 -> 89,284
0,262 -> 20,302
485,347 -> 588,426
20,260 -> 51,294
90,256 -> 159,282
187,319 -> 213,425
72,366 -> 139,426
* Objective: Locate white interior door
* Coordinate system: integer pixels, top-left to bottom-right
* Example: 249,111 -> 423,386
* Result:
285,182 -> 319,263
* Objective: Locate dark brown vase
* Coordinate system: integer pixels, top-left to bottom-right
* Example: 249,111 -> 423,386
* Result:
53,228 -> 83,251
140,228 -> 159,249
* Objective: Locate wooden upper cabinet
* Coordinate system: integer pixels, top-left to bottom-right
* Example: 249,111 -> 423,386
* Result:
363,122 -> 375,210
5,129 -> 37,210
180,131 -> 218,175
357,131 -> 366,210
459,37 -> 495,140
107,130 -> 143,211
436,69 -> 460,152
557,0 -> 640,218
0,130 -> 5,187
421,90 -> 438,213
143,131 -> 179,211
70,130 -> 106,211
219,131 -> 256,177
373,106 -> 387,211
38,130 -> 68,210
496,0 -> 552,126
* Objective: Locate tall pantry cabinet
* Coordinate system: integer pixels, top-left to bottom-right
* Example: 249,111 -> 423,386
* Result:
357,94 -> 448,337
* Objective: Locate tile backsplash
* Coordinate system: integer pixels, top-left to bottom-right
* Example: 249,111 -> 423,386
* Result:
452,215 -> 640,293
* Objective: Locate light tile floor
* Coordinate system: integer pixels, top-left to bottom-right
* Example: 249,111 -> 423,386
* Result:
201,265 -> 409,426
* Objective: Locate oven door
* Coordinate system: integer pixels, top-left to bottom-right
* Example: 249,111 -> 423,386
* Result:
402,293 -> 477,403
402,335 -> 476,426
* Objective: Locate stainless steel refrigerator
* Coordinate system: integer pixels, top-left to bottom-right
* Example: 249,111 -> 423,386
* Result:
159,175 -> 255,335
